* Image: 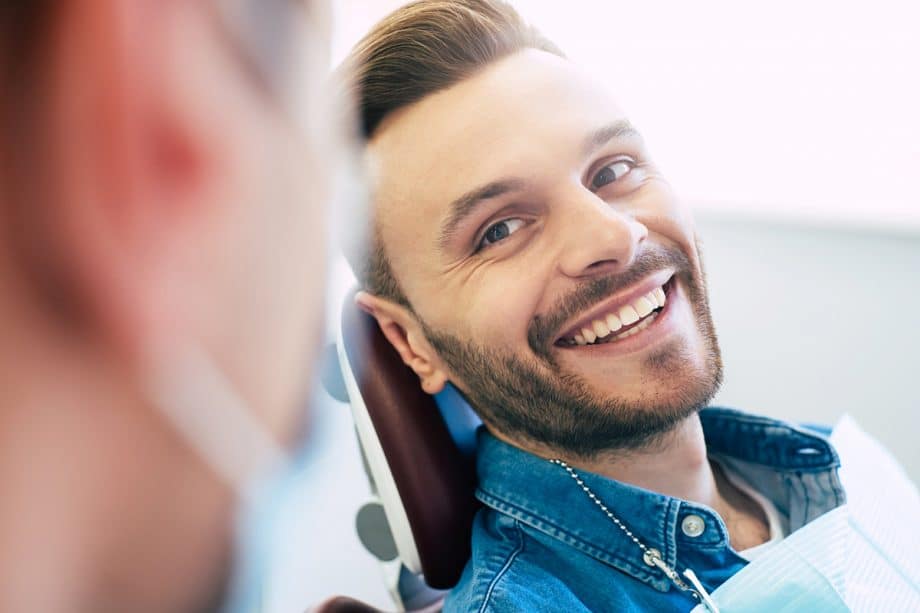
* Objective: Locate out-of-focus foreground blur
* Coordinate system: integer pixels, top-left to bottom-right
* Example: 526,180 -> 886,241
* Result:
264,0 -> 919,610
0,1 -> 339,612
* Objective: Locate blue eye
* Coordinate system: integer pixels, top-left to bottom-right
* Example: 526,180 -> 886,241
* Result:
479,218 -> 526,249
591,160 -> 634,190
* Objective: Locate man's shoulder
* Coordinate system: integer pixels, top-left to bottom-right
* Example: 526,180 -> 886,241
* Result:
442,510 -> 647,613
442,512 -> 587,613
700,406 -> 835,446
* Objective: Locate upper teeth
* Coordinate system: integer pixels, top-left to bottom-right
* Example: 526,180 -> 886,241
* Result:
571,285 -> 666,346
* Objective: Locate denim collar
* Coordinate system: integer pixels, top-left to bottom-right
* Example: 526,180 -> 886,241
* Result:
474,407 -> 844,592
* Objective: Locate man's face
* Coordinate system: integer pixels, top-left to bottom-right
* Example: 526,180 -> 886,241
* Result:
369,50 -> 721,458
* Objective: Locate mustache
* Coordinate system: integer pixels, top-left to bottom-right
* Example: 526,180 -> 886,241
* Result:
527,246 -> 694,359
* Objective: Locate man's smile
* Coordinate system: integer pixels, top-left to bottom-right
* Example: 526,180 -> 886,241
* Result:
360,29 -> 726,458
555,272 -> 676,349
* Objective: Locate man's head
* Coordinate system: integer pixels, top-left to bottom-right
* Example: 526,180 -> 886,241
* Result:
343,0 -> 722,461
1,0 -> 333,433
0,1 -> 337,610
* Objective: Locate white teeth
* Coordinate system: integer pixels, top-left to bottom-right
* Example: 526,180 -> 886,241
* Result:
564,283 -> 668,346
614,311 -> 658,339
605,312 -> 622,332
634,296 -> 655,317
592,319 -> 610,338
619,305 -> 640,325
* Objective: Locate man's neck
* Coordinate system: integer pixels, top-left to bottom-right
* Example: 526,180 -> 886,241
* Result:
566,415 -> 719,507
496,414 -> 771,551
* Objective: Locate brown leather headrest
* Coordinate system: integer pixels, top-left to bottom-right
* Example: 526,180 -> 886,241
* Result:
340,289 -> 479,589
309,595 -> 382,613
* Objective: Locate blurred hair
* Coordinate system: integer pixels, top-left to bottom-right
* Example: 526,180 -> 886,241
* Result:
0,3 -> 53,110
338,0 -> 562,308
0,2 -> 54,198
0,3 -> 73,324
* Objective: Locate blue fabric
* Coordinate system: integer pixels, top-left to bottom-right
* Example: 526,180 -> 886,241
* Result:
444,407 -> 847,612
435,383 -> 482,459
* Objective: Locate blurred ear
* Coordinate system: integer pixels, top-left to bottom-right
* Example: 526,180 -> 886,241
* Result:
355,291 -> 449,395
44,0 -> 258,360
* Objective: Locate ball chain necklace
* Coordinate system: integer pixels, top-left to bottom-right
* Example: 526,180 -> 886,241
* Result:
551,459 -> 721,613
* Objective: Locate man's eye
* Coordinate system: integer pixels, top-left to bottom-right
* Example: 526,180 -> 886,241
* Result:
479,218 -> 526,250
591,160 -> 634,190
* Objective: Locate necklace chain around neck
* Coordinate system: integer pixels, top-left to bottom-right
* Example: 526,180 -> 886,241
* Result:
550,458 -> 720,612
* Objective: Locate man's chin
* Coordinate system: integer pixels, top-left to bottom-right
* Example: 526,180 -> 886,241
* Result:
503,344 -> 722,459
423,311 -> 722,459
586,340 -> 715,397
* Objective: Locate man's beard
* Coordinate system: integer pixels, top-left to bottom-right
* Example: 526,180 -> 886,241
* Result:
420,245 -> 723,461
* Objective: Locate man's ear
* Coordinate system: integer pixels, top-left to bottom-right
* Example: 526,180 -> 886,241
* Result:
42,0 -> 256,360
355,291 -> 448,395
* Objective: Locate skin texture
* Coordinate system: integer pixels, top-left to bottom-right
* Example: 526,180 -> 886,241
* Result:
361,49 -> 720,456
359,49 -> 769,550
0,1 -> 335,611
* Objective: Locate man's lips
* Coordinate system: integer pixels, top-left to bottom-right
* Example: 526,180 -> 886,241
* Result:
554,271 -> 675,347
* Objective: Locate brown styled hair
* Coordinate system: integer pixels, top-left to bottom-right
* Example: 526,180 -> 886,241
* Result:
338,0 -> 562,307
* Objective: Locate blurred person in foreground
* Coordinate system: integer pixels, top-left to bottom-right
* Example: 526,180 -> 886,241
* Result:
0,1 -> 346,611
339,1 -> 919,611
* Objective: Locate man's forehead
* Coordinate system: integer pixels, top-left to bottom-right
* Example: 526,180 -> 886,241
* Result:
367,49 -> 626,224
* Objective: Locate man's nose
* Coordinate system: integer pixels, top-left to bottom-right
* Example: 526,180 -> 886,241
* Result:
554,190 -> 648,279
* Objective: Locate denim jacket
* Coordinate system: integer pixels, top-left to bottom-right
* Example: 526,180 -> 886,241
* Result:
444,407 -> 846,613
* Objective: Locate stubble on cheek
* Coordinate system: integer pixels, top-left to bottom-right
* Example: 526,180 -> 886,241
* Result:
644,337 -> 689,373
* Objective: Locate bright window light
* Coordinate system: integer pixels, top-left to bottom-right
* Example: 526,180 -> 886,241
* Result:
333,0 -> 920,233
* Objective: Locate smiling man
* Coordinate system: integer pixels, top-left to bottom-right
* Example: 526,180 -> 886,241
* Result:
339,1 -> 856,611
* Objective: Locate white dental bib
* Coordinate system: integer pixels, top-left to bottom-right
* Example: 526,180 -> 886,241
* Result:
690,416 -> 919,612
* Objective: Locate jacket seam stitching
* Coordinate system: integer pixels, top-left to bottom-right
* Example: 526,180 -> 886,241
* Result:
477,492 -> 668,588
477,520 -> 525,613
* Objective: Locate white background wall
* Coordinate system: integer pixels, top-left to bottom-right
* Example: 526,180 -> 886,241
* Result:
332,0 -> 920,233
265,2 -> 920,611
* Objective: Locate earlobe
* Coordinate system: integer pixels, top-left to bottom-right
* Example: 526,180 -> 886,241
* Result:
420,371 -> 447,395
408,354 -> 446,395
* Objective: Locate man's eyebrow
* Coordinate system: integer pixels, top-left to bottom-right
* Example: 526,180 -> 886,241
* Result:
581,119 -> 642,158
435,121 -> 640,252
438,178 -> 527,251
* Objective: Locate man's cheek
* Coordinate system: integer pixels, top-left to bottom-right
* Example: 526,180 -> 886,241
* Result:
468,285 -> 535,345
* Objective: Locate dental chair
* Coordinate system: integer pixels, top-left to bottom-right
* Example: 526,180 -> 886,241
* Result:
330,288 -> 482,611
